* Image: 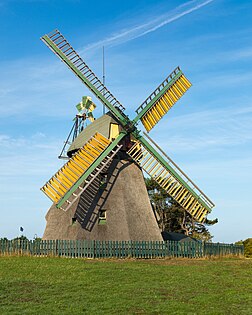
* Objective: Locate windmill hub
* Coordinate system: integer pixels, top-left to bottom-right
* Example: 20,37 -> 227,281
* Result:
124,121 -> 138,134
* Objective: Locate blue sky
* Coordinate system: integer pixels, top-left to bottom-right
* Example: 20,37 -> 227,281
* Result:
0,0 -> 251,242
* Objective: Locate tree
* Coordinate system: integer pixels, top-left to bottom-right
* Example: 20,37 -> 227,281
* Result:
242,238 -> 252,257
145,177 -> 217,242
12,235 -> 29,241
0,237 -> 9,241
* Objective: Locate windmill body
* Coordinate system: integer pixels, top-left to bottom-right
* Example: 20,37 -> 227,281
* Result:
43,113 -> 163,240
41,29 -> 215,241
43,158 -> 163,241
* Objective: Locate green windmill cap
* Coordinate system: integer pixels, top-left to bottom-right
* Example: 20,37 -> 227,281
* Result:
67,113 -> 120,157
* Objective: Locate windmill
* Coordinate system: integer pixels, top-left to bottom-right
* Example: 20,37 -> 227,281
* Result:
40,29 -> 215,241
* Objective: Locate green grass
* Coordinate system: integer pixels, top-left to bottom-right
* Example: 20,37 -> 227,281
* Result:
0,256 -> 251,314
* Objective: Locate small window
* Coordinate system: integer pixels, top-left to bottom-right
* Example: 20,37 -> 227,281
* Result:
98,209 -> 107,225
72,217 -> 77,225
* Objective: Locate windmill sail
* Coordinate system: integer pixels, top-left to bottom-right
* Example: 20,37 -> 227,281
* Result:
41,30 -> 128,126
127,135 -> 214,223
41,132 -> 125,211
134,67 -> 191,132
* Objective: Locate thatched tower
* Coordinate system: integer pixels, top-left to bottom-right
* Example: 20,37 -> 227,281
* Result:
43,114 -> 162,241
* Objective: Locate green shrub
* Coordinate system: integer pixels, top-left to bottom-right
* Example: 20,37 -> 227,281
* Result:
243,238 -> 252,257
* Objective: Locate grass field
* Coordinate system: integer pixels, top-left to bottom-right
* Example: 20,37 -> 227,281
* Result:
0,256 -> 251,314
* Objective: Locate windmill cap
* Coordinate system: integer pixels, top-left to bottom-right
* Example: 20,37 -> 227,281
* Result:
67,112 -> 121,157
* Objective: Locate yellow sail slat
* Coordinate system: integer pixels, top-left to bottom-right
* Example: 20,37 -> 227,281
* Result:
95,133 -> 110,146
176,79 -> 187,93
73,154 -> 90,169
78,150 -> 95,164
172,84 -> 183,97
169,85 -> 181,99
55,172 -> 73,189
163,93 -> 174,107
180,75 -> 192,89
42,186 -> 59,203
88,138 -> 105,152
49,179 -> 67,195
67,161 -> 83,175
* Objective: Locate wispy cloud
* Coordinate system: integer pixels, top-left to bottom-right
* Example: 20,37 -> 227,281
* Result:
152,104 -> 252,153
187,46 -> 252,69
220,46 -> 252,61
83,0 -> 215,52
0,58 -> 88,118
0,132 -> 63,175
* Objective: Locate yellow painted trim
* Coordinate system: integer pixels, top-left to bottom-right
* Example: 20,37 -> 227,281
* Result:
109,123 -> 120,141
